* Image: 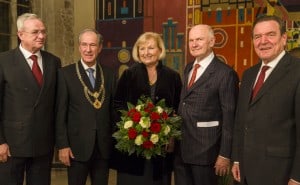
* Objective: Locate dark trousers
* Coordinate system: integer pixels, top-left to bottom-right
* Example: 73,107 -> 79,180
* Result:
67,144 -> 109,185
0,154 -> 53,185
174,153 -> 218,185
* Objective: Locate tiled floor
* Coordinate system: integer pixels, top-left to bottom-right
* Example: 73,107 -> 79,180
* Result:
51,168 -> 117,185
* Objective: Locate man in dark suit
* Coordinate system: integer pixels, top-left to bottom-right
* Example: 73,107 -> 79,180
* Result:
0,13 -> 61,185
174,24 -> 239,185
55,28 -> 116,185
231,15 -> 300,185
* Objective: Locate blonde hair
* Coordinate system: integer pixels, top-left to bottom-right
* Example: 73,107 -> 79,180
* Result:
132,32 -> 166,62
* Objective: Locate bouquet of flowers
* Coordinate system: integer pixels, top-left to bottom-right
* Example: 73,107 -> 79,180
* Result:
113,96 -> 182,159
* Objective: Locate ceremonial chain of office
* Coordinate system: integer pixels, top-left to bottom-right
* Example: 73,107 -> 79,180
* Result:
76,62 -> 105,109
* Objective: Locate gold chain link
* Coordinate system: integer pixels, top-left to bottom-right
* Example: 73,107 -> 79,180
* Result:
75,62 -> 105,109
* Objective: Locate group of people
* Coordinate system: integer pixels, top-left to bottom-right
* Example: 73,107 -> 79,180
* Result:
0,12 -> 299,185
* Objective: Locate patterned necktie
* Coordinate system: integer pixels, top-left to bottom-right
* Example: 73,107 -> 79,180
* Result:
30,55 -> 43,87
188,64 -> 200,88
252,65 -> 270,99
87,68 -> 95,88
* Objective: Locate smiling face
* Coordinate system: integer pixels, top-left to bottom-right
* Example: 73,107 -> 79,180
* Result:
138,38 -> 162,67
17,18 -> 46,53
188,25 -> 215,61
252,20 -> 287,64
79,31 -> 102,67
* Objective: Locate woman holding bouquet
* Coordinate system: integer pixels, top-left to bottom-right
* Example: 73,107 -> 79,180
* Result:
112,32 -> 182,185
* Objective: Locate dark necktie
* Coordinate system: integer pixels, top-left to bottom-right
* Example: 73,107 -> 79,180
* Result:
30,55 -> 43,87
252,65 -> 270,99
87,68 -> 95,88
188,64 -> 200,88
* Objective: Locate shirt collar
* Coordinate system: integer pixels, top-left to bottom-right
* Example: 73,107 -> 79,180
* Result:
19,44 -> 41,59
80,59 -> 96,71
193,52 -> 214,69
261,50 -> 286,69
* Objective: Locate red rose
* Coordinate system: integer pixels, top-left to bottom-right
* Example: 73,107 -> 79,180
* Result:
150,112 -> 160,121
128,128 -> 137,139
127,108 -> 137,117
147,102 -> 154,109
161,111 -> 168,120
150,123 -> 161,133
142,140 -> 154,149
132,111 -> 141,122
144,102 -> 154,113
142,131 -> 149,138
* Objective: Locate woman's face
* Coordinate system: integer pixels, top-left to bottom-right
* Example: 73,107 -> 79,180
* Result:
138,38 -> 162,66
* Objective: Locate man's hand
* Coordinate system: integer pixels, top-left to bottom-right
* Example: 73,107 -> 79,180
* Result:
231,163 -> 241,182
58,147 -> 74,166
0,143 -> 10,163
214,156 -> 230,176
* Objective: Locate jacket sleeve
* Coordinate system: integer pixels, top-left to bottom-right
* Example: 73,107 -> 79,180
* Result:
55,69 -> 70,149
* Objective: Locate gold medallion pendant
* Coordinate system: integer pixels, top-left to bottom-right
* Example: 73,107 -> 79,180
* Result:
93,99 -> 102,109
93,92 -> 99,98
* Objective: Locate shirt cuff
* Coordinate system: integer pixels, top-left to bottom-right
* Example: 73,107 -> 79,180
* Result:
290,179 -> 300,185
218,155 -> 230,160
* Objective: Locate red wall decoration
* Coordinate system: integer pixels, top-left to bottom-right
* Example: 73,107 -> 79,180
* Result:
96,0 -> 300,79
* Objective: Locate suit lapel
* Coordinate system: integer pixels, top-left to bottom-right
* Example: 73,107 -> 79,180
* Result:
33,51 -> 50,106
244,64 -> 261,104
40,51 -> 50,93
183,63 -> 193,89
181,63 -> 193,98
15,48 -> 40,90
94,63 -> 102,90
250,54 -> 290,105
14,48 -> 43,106
181,58 -> 217,98
78,61 -> 94,90
190,59 -> 216,89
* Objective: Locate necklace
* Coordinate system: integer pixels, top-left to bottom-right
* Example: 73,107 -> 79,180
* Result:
147,68 -> 157,86
75,62 -> 105,109
149,79 -> 156,85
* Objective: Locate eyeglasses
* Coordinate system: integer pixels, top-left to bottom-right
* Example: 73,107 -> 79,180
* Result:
23,30 -> 47,36
80,43 -> 98,48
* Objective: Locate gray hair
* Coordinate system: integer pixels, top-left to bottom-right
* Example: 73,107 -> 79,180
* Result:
17,13 -> 41,31
252,15 -> 286,36
78,28 -> 104,45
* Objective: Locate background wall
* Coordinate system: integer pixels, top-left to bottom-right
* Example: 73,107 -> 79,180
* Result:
18,0 -> 300,75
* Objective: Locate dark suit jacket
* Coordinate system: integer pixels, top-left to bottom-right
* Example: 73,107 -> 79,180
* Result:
112,61 -> 182,179
0,47 -> 61,157
55,61 -> 116,161
178,56 -> 239,165
232,53 -> 300,185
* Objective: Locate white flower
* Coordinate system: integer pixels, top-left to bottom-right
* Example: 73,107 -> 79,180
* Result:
156,106 -> 163,113
139,117 -> 151,128
150,134 -> 159,144
135,135 -> 143,145
136,105 -> 142,111
124,120 -> 133,129
164,125 -> 170,135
